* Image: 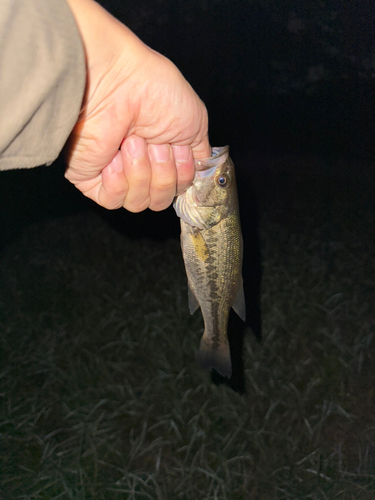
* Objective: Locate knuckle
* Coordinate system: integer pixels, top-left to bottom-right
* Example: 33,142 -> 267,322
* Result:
107,200 -> 124,210
149,203 -> 168,212
132,171 -> 150,183
130,176 -> 150,190
154,178 -> 176,192
124,197 -> 150,213
149,196 -> 173,212
98,193 -> 125,210
109,185 -> 127,197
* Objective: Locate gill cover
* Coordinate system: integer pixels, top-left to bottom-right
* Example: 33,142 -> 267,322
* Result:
173,191 -> 207,230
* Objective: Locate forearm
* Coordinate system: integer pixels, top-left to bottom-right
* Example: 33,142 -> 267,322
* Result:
65,0 -> 147,65
0,0 -> 86,171
64,0 -> 153,120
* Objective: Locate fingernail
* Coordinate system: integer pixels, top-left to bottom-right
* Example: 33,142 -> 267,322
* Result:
172,145 -> 191,163
149,144 -> 171,163
127,137 -> 146,159
108,151 -> 123,172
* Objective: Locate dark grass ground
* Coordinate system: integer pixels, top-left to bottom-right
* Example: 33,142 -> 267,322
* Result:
1,2 -> 375,497
1,152 -> 375,499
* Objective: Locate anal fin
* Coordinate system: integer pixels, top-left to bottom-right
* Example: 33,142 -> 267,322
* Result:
188,284 -> 200,315
232,278 -> 246,321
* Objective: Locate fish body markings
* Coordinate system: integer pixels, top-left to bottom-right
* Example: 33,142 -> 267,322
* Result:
174,146 -> 245,378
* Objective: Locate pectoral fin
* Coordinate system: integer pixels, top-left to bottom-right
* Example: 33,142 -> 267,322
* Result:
188,284 -> 200,315
232,278 -> 246,321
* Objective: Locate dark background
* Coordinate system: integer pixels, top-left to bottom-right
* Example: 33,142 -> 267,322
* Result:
100,0 -> 375,161
1,0 -> 374,243
2,2 -> 374,379
0,0 -> 374,434
1,2 -> 375,488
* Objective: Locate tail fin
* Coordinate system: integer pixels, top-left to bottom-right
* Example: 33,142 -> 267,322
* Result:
197,337 -> 232,379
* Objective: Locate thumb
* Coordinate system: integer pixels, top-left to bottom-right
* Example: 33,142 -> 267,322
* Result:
191,133 -> 211,160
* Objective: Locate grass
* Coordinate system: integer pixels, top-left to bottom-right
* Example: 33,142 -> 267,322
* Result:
1,155 -> 375,499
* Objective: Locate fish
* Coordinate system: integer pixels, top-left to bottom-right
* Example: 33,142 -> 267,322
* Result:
173,146 -> 246,378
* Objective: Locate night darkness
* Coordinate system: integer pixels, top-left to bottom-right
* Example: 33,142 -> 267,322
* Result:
1,0 -> 375,391
2,1 -> 375,495
1,0 -> 375,245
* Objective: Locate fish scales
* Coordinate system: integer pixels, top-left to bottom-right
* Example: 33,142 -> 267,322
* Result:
173,146 -> 245,378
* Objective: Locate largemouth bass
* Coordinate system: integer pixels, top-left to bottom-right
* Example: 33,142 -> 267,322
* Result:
173,146 -> 245,378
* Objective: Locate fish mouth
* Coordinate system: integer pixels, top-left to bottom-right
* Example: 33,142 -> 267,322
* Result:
195,146 -> 229,171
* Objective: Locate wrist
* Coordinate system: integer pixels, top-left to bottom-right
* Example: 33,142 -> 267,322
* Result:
65,0 -> 149,101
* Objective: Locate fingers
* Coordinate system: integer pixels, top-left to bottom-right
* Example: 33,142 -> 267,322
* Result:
65,152 -> 128,210
148,144 -> 176,211
119,136 -> 195,212
98,151 -> 129,209
147,143 -> 195,209
172,145 -> 195,195
192,133 -> 212,160
190,102 -> 211,160
75,136 -> 196,212
121,136 -> 151,212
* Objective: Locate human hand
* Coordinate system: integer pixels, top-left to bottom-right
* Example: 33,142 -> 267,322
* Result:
65,0 -> 210,212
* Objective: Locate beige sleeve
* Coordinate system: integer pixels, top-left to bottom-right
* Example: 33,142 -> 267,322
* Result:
0,0 -> 86,170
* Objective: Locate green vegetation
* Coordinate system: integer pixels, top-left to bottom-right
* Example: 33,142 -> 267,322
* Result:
1,158 -> 374,499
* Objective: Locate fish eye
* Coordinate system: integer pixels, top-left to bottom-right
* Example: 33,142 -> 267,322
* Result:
216,174 -> 230,188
